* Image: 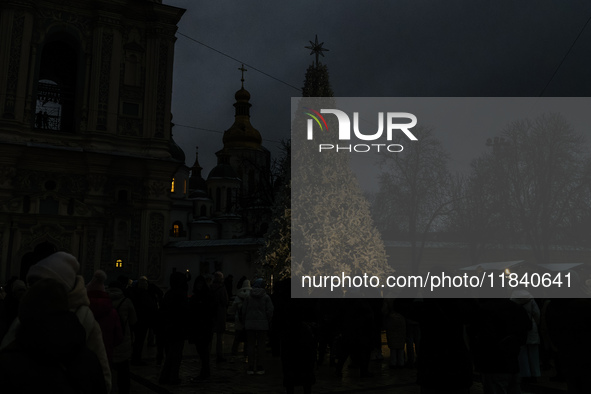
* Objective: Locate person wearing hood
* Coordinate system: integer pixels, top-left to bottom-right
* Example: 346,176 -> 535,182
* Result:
107,280 -> 137,394
210,271 -> 229,362
241,278 -> 274,375
0,278 -> 107,393
229,279 -> 251,361
158,271 -> 188,385
0,252 -> 112,392
511,288 -> 541,386
87,270 -> 123,365
187,275 -> 215,380
129,275 -> 158,365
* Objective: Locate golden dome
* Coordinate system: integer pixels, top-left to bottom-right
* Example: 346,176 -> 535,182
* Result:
222,87 -> 262,150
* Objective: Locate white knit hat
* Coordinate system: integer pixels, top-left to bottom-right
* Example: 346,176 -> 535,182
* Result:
240,280 -> 252,290
27,251 -> 80,291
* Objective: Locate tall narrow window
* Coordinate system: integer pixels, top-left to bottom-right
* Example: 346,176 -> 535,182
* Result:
35,80 -> 61,130
226,188 -> 232,212
171,221 -> 184,237
248,170 -> 255,194
171,178 -> 175,192
124,54 -> 139,86
36,39 -> 78,132
118,190 -> 128,203
215,187 -> 221,211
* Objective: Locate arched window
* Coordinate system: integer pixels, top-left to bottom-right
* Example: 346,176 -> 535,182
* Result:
35,39 -> 79,132
39,196 -> 58,215
118,190 -> 128,203
124,54 -> 139,86
226,188 -> 232,212
67,198 -> 75,215
23,196 -> 30,213
171,178 -> 175,192
248,170 -> 255,194
215,187 -> 221,211
115,221 -> 127,249
171,221 -> 184,237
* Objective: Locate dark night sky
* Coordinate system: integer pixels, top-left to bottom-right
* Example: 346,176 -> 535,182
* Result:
166,1 -> 591,177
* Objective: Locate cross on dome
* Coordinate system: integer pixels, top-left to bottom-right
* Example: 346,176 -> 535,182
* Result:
238,64 -> 247,88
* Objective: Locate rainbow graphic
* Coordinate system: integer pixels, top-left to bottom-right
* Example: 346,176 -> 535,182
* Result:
303,107 -> 329,132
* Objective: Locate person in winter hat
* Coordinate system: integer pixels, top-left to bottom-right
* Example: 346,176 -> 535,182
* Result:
27,251 -> 79,291
241,278 -> 274,375
229,279 -> 251,361
1,252 -> 112,391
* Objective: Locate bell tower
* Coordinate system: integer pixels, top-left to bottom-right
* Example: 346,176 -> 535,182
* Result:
215,66 -> 272,237
0,0 -> 185,283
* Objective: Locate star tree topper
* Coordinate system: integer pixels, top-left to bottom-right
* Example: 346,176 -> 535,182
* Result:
305,35 -> 329,66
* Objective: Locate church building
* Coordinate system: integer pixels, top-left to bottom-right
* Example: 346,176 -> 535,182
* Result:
165,71 -> 272,282
0,0 -> 186,283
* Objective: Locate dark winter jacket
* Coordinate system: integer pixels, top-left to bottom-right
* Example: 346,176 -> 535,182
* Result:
396,298 -> 474,391
158,272 -> 188,342
210,282 -> 228,333
129,287 -> 158,327
546,298 -> 591,378
188,283 -> 215,339
275,297 -> 317,388
469,298 -> 531,374
87,290 -> 123,363
242,288 -> 274,331
383,298 -> 406,349
230,284 -> 251,331
0,278 -> 107,394
0,311 -> 107,394
107,287 -> 137,363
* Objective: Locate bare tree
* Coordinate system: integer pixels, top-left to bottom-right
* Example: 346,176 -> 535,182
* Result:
446,156 -> 518,264
495,113 -> 588,263
377,127 -> 452,273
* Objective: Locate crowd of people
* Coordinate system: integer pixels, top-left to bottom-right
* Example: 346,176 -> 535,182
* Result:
0,251 -> 590,394
0,252 -> 279,393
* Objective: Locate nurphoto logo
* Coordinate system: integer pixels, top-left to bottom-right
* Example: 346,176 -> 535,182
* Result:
304,108 -> 418,153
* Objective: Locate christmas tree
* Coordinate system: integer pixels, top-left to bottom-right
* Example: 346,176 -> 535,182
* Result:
289,37 -> 390,297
